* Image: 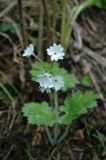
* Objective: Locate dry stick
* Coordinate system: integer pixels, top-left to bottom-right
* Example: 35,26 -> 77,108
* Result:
48,146 -> 59,160
82,59 -> 103,99
38,0 -> 44,59
0,32 -> 17,57
5,17 -> 23,46
9,107 -> 17,131
18,0 -> 28,48
52,0 -> 57,42
83,47 -> 106,67
0,1 -> 17,18
42,0 -> 52,48
3,145 -> 15,160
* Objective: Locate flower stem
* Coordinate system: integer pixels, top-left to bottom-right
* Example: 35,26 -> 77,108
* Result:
32,53 -> 43,63
49,92 -> 53,108
57,125 -> 70,144
53,90 -> 59,143
32,53 -> 47,70
45,126 -> 54,145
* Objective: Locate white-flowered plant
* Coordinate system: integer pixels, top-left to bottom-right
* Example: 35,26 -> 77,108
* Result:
36,72 -> 53,89
47,43 -> 65,61
22,43 -> 97,145
23,44 -> 34,57
52,75 -> 64,91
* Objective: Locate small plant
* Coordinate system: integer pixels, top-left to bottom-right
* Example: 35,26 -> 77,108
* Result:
22,43 -> 97,145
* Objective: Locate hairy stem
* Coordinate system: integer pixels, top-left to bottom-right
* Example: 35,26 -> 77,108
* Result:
45,126 -> 54,145
32,53 -> 47,70
32,53 -> 43,63
53,90 -> 59,143
57,125 -> 70,144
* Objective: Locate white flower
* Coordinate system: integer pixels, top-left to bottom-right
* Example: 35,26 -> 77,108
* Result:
23,44 -> 34,57
52,75 -> 64,91
47,43 -> 65,61
36,72 -> 53,89
36,72 -> 64,92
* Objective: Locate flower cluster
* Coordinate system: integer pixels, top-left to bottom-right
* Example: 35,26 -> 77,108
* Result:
23,43 -> 65,92
36,72 -> 64,92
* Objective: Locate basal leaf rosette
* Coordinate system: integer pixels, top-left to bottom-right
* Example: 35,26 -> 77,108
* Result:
22,102 -> 58,126
60,91 -> 97,124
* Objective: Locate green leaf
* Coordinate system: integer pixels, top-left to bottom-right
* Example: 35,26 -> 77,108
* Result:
89,0 -> 106,8
0,23 -> 20,33
60,91 -> 97,124
94,0 -> 106,8
81,75 -> 92,87
22,102 -> 57,126
52,63 -> 79,91
30,62 -> 50,81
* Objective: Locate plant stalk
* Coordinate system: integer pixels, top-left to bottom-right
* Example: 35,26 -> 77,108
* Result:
57,125 -> 70,144
53,90 -> 59,144
45,126 -> 54,145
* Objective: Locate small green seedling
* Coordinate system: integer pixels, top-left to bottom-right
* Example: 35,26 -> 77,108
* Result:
22,43 -> 97,145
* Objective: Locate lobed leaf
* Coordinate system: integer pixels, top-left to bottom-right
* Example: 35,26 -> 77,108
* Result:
60,91 -> 97,124
22,102 -> 57,126
30,62 -> 50,81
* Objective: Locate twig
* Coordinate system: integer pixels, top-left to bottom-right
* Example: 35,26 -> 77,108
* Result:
9,107 -> 17,131
83,47 -> 106,67
38,0 -> 44,59
48,146 -> 59,160
3,145 -> 15,160
18,0 -> 28,48
4,17 -> 23,46
82,59 -> 103,99
0,1 -> 17,18
0,32 -> 17,58
42,0 -> 52,48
